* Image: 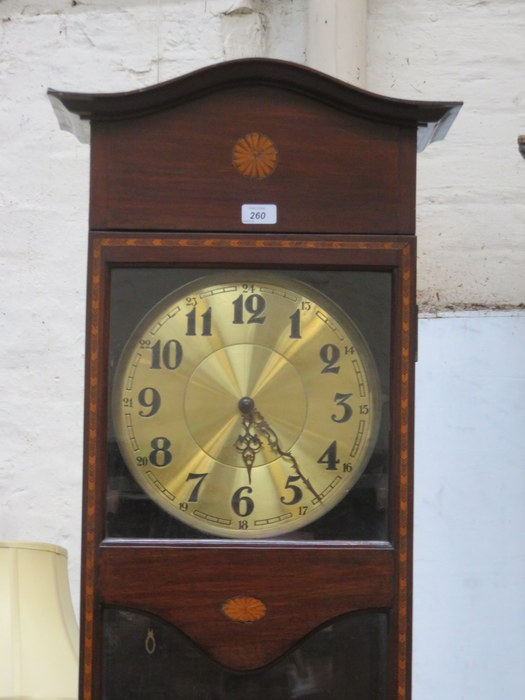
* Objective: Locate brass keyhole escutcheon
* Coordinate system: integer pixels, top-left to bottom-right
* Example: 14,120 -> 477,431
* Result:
145,628 -> 156,655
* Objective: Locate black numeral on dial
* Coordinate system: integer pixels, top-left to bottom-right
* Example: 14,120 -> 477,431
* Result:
231,486 -> 254,516
149,437 -> 172,467
331,393 -> 353,423
280,475 -> 303,505
185,473 -> 208,502
150,339 -> 183,370
320,344 -> 340,374
318,440 -> 340,471
185,307 -> 212,336
232,293 -> 266,324
289,309 -> 302,339
138,387 -> 160,417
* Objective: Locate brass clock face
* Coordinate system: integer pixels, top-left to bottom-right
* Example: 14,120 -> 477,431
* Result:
112,272 -> 381,538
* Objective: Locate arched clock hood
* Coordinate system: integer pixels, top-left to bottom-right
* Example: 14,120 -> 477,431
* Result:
48,57 -> 461,151
47,58 -> 461,235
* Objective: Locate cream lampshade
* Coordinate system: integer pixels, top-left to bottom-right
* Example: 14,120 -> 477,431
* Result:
0,541 -> 79,700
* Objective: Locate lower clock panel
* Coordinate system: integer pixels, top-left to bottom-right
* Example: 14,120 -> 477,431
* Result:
103,607 -> 388,699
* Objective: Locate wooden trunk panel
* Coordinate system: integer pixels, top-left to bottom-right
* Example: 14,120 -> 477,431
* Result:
99,544 -> 395,671
79,233 -> 415,698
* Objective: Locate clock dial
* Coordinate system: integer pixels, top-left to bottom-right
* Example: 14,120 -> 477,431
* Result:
112,272 -> 381,538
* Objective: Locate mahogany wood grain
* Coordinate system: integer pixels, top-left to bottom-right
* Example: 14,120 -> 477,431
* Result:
89,87 -> 416,234
99,542 -> 394,671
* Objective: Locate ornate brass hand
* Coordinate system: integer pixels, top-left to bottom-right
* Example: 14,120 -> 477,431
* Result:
235,397 -> 321,502
234,398 -> 262,484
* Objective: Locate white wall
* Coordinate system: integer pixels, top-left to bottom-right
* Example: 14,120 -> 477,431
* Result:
0,2 -> 523,698
414,312 -> 525,699
368,0 -> 525,311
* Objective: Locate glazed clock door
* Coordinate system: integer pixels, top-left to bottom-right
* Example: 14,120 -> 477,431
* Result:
103,607 -> 388,699
105,258 -> 393,545
111,271 -> 382,540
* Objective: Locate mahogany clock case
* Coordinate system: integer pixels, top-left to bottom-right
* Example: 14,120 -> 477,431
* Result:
46,58 -> 460,700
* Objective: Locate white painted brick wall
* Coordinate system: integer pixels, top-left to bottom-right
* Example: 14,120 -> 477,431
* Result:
368,0 -> 525,311
1,2 -> 523,698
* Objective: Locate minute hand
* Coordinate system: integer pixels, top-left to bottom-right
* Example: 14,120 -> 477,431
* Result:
251,409 -> 322,503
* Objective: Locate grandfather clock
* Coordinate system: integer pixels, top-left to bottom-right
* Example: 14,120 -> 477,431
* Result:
49,59 -> 460,699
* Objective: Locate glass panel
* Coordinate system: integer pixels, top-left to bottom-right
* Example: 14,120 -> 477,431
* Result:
103,608 -> 387,700
106,268 -> 391,541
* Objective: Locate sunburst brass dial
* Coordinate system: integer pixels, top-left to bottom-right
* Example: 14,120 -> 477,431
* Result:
112,272 -> 381,538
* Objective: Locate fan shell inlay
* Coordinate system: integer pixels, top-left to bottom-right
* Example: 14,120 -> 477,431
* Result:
232,133 -> 278,179
222,596 -> 267,623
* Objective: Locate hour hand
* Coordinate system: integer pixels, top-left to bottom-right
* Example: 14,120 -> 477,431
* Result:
234,397 -> 262,483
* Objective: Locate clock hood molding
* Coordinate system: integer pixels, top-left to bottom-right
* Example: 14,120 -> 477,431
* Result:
48,58 -> 461,152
